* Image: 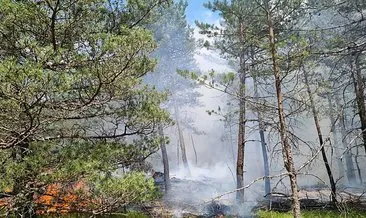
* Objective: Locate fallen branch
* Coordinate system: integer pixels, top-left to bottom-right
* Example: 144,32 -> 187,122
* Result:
204,173 -> 288,203
340,129 -> 366,159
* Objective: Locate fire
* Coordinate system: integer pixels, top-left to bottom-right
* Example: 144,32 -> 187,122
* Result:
0,181 -> 89,215
35,181 -> 88,214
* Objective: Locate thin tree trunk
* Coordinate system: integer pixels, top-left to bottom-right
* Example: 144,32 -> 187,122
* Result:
352,53 -> 366,153
340,118 -> 356,183
266,8 -> 301,218
177,123 -> 190,174
252,45 -> 271,196
355,146 -> 363,184
50,0 -> 60,52
327,95 -> 345,182
254,76 -> 271,196
175,106 -> 190,175
177,138 -> 180,168
158,125 -> 170,192
190,135 -> 198,165
304,69 -> 337,204
229,123 -> 236,165
236,21 -> 246,203
335,94 -> 356,184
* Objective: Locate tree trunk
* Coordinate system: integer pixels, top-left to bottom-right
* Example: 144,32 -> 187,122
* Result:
355,146 -> 363,184
340,119 -> 356,183
236,21 -> 246,203
335,94 -> 356,184
177,139 -> 180,168
304,69 -> 337,204
190,135 -> 198,165
327,95 -> 345,182
266,9 -> 301,218
229,123 -> 236,165
252,44 -> 271,196
254,76 -> 271,196
158,125 -> 170,192
352,53 -> 366,153
175,105 -> 190,175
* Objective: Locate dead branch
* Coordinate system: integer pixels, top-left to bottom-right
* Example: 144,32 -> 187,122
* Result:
204,173 -> 288,203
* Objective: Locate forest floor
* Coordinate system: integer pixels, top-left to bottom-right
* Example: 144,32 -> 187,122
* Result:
253,186 -> 366,218
255,210 -> 366,218
147,175 -> 366,217
34,176 -> 366,217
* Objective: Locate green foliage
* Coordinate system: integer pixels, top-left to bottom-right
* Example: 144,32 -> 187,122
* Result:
0,0 -> 171,145
0,139 -> 163,209
0,0 -> 171,216
203,40 -> 211,48
87,172 -> 160,211
222,72 -> 235,84
123,211 -> 148,218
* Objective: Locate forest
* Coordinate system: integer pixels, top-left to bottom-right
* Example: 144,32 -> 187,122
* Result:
0,0 -> 366,217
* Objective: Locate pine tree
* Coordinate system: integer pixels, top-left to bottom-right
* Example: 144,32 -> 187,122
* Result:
0,0 -> 171,216
146,0 -> 201,176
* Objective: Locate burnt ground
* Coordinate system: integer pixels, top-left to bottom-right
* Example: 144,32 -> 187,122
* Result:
254,186 -> 366,213
146,173 -> 366,217
149,173 -> 255,217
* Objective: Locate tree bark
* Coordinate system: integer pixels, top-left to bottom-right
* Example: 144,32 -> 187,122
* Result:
266,8 -> 301,218
304,69 -> 337,204
236,21 -> 246,203
158,125 -> 170,192
352,53 -> 366,153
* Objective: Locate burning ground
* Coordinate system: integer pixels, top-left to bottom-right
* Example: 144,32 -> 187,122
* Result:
148,166 -> 366,217
149,166 -> 263,217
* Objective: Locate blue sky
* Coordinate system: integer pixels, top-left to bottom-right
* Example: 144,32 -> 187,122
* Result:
186,0 -> 219,25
